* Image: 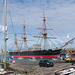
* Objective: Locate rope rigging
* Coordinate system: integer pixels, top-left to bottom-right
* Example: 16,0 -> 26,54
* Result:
46,22 -> 65,41
48,38 -> 57,48
8,10 -> 15,34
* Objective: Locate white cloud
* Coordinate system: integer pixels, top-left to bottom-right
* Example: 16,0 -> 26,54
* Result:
0,25 -> 4,32
0,25 -> 8,32
66,34 -> 69,39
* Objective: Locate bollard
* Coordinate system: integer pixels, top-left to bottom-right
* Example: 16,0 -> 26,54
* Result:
13,60 -> 15,64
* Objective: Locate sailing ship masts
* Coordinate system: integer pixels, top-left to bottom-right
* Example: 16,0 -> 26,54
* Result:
43,10 -> 47,50
4,0 -> 7,70
15,33 -> 17,52
34,10 -> 56,49
24,22 -> 26,51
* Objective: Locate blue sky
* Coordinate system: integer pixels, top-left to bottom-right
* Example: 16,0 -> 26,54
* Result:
0,0 -> 75,51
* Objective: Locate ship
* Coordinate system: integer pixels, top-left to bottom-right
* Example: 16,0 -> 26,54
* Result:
9,10 -> 62,58
9,49 -> 61,58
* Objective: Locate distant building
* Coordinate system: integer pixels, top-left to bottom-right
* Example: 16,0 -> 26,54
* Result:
28,46 -> 32,51
33,44 -> 41,51
65,48 -> 75,53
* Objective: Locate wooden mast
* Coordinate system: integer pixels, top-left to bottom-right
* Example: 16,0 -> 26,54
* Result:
13,23 -> 26,52
13,20 -> 26,51
15,33 -> 17,52
43,10 -> 47,50
34,10 -> 56,50
4,0 -> 7,70
23,20 -> 26,51
23,20 -> 34,51
14,21 -> 33,51
59,37 -> 75,49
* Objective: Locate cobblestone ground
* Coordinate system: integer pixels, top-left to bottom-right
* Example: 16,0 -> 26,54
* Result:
9,62 -> 73,75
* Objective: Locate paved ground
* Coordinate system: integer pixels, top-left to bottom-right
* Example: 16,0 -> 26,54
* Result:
9,62 -> 73,75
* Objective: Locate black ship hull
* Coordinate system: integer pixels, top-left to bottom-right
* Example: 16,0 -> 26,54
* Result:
9,49 -> 61,58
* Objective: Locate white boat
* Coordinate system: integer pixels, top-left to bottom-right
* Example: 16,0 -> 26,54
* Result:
29,57 -> 36,61
55,67 -> 75,75
0,69 -> 14,75
52,58 -> 58,60
18,57 -> 24,60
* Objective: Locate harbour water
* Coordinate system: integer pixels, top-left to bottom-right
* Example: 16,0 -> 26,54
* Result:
0,53 -> 65,63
